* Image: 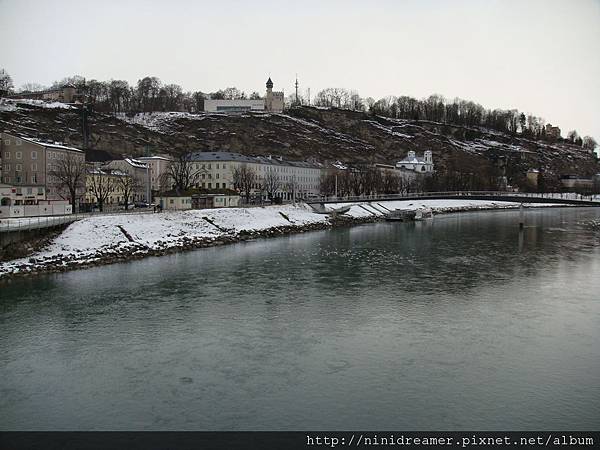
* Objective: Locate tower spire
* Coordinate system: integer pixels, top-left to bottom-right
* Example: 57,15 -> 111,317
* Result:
294,74 -> 299,106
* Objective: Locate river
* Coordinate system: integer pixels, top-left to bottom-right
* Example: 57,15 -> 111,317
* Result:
1,207 -> 599,430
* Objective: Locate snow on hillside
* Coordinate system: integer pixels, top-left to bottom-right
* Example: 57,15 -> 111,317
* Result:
118,111 -> 207,133
0,98 -> 75,111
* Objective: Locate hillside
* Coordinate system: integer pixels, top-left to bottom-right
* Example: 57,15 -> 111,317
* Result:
1,100 -> 598,188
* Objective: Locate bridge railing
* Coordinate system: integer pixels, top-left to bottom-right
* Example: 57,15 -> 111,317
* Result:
0,208 -> 156,234
309,191 -> 600,204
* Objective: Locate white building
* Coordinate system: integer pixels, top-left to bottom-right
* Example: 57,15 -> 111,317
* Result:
104,158 -> 150,202
203,78 -> 284,114
203,99 -> 265,113
396,150 -> 434,173
137,155 -> 172,192
187,152 -> 323,200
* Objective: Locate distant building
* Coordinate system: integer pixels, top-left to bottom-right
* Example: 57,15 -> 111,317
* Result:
104,157 -> 150,202
187,151 -> 323,200
83,168 -> 134,207
10,83 -> 84,104
545,123 -> 561,140
560,175 -> 596,192
137,155 -> 172,192
395,150 -> 434,173
265,77 -> 284,113
526,169 -> 539,188
203,99 -> 265,113
0,132 -> 85,205
203,78 -> 284,113
155,189 -> 240,211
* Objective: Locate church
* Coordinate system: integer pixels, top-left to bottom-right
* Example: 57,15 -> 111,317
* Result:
203,77 -> 284,113
396,150 -> 434,173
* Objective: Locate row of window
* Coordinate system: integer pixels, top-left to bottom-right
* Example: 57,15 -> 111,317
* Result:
3,174 -> 38,184
3,163 -> 39,172
2,150 -> 38,160
3,138 -> 23,146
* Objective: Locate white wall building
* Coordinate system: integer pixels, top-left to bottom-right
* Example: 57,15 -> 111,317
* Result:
396,151 -> 434,173
203,78 -> 284,114
104,158 -> 150,202
187,152 -> 323,200
203,99 -> 265,113
137,155 -> 172,192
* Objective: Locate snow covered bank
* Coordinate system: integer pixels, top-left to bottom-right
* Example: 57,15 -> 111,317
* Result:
0,200 -> 561,278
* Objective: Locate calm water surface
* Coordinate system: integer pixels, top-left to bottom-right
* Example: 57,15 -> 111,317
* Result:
1,208 -> 599,430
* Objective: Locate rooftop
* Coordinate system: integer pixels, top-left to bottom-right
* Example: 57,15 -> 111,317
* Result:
188,151 -> 322,169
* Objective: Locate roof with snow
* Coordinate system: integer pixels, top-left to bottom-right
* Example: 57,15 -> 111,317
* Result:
14,134 -> 83,153
188,151 -> 322,169
397,156 -> 429,164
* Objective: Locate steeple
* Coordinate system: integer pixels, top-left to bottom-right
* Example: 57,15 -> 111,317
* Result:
266,77 -> 273,89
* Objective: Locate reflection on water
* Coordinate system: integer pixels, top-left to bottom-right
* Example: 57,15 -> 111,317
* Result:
1,208 -> 600,430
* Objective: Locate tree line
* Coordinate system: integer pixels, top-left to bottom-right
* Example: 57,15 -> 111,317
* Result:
1,67 -> 597,150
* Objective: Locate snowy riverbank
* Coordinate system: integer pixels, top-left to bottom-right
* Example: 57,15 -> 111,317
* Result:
0,200 -> 563,278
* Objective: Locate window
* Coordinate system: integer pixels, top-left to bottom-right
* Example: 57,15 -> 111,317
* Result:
222,183 -> 226,188
208,183 -> 212,188
16,139 -> 22,146
216,173 -> 220,179
31,174 -> 38,183
38,187 -> 44,195
4,152 -> 10,159
31,163 -> 38,171
16,152 -> 22,160
223,163 -> 226,169
4,139 -> 10,145
16,175 -> 22,184
3,163 -> 9,171
16,164 -> 22,172
3,176 -> 9,183
27,187 -> 33,195
170,199 -> 174,204
31,151 -> 37,160
216,164 -> 219,169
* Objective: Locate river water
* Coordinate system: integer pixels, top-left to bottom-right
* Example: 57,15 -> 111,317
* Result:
1,208 -> 599,430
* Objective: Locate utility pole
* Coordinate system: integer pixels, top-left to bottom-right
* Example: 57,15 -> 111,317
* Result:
307,88 -> 310,106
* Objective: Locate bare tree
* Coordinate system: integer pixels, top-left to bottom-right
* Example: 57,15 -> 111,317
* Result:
0,68 -> 14,96
115,170 -> 141,207
87,168 -> 115,212
160,153 -> 204,193
263,168 -> 281,200
47,152 -> 86,211
232,164 -> 257,203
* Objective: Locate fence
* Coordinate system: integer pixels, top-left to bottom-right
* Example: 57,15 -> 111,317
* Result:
0,208 -> 155,233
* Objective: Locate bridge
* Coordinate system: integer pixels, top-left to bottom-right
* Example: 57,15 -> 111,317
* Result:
306,191 -> 600,208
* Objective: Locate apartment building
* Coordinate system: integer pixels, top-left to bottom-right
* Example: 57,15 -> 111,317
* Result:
187,152 -> 323,200
136,155 -> 172,192
0,132 -> 85,205
105,157 -> 150,202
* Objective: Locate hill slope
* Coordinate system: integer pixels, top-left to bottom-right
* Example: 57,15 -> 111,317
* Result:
1,101 -> 597,188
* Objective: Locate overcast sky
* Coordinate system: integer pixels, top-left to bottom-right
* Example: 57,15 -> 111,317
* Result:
1,0 -> 599,139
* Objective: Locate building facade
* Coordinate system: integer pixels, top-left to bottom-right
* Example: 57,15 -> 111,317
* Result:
104,158 -> 150,202
0,132 -> 86,205
137,155 -> 172,192
395,150 -> 434,173
203,78 -> 284,114
187,152 -> 323,200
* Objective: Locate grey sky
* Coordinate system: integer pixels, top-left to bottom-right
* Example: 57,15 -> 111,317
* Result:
1,0 -> 599,139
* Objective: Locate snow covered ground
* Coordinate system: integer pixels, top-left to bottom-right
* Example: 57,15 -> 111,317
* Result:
0,98 -> 75,111
0,200 -> 563,277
